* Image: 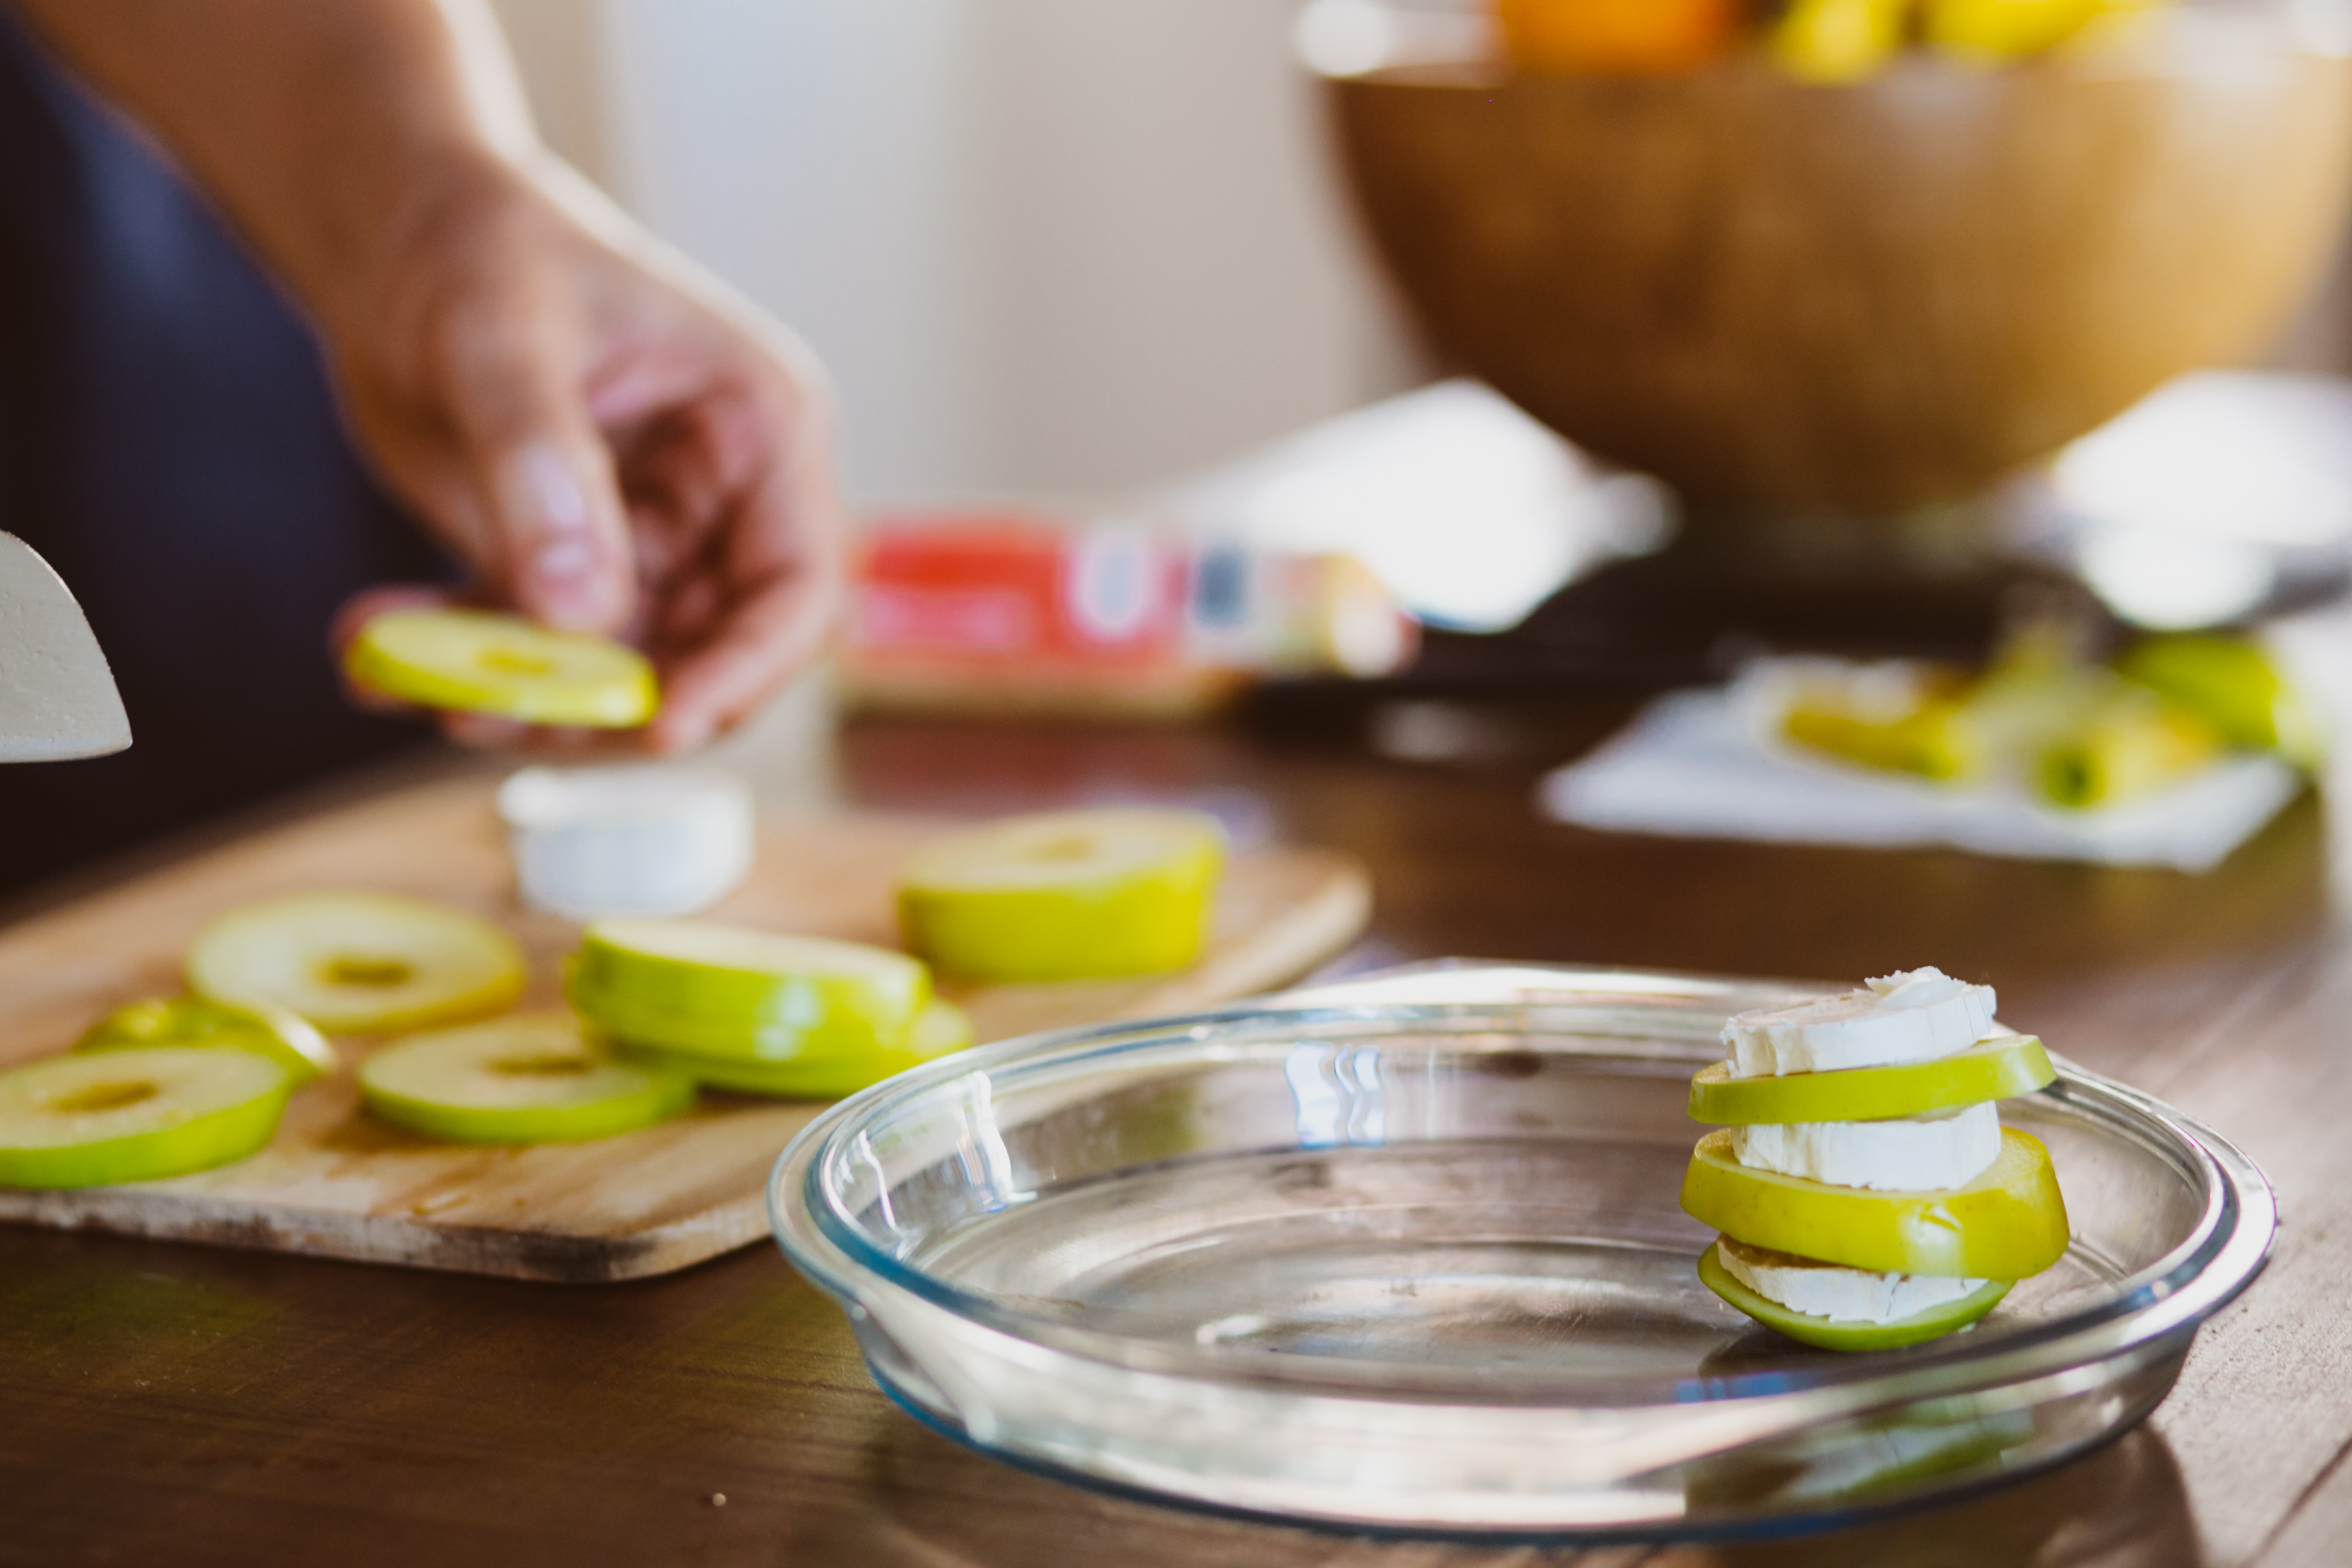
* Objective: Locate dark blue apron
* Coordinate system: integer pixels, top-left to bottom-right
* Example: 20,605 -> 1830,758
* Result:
0,14 -> 450,899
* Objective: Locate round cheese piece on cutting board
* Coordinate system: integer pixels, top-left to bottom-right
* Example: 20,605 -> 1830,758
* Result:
498,765 -> 755,919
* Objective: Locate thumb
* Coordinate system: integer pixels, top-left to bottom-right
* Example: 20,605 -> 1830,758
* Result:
443,319 -> 636,634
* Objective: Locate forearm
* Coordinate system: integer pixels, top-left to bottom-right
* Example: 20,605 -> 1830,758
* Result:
13,0 -> 842,740
10,0 -> 539,326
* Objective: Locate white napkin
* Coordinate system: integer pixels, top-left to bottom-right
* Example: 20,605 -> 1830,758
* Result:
1538,688 -> 2305,872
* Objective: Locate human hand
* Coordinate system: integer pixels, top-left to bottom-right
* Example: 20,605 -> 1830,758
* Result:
320,158 -> 843,754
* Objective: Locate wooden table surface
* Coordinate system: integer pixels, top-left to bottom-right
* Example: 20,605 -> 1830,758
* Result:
5,694 -> 2350,1568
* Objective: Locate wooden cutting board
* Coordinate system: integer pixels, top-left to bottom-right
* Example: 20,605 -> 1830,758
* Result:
0,778 -> 1371,1282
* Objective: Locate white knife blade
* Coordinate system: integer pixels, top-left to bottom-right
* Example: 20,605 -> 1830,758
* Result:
0,531 -> 131,762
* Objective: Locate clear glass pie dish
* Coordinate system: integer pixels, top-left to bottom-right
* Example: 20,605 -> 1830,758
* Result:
769,963 -> 2275,1539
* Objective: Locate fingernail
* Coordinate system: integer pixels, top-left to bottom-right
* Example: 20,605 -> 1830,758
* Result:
509,439 -> 590,535
498,441 -> 609,628
536,532 -> 597,583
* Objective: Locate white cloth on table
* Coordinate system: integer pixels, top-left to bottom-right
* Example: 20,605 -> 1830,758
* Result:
1536,688 -> 2304,873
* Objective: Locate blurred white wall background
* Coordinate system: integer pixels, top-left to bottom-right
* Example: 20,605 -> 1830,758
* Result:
491,0 -> 1413,504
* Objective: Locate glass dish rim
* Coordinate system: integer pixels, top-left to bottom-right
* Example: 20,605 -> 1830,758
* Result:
770,963 -> 2275,1412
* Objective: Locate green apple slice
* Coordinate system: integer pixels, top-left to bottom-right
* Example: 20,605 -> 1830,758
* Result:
78,995 -> 337,1085
0,1047 -> 292,1189
897,807 -> 1225,983
2035,700 -> 2216,811
187,891 -> 528,1035
565,980 -> 799,1059
1696,1242 -> 2012,1352
359,1013 -> 694,1144
2120,633 -> 2325,766
1688,1035 -> 2055,1126
567,920 -> 930,1061
626,997 -> 975,1100
1681,1127 -> 2069,1279
345,607 -> 658,728
1781,693 -> 1983,782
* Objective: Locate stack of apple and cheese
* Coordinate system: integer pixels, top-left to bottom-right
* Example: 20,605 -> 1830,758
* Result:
1680,968 -> 2073,1351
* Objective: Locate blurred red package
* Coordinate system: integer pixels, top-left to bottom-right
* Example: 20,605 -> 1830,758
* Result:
838,509 -> 1416,718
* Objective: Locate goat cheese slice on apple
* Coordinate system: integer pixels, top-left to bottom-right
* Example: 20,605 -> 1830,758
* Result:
1722,966 -> 1996,1077
1715,1236 -> 1990,1327
1728,1101 -> 2004,1191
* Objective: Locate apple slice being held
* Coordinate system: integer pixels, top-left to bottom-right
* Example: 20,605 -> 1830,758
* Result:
344,607 -> 658,729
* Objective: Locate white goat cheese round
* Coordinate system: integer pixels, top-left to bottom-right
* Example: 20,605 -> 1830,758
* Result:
1716,1237 -> 1989,1326
1722,966 -> 1996,1078
498,765 -> 755,919
1728,1101 -> 2003,1192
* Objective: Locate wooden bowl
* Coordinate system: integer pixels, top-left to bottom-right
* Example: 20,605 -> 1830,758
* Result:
1325,20 -> 2352,518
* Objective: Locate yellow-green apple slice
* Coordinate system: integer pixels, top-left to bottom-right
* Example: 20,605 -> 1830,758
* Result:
1688,1036 -> 2055,1126
897,807 -> 1225,982
1680,1127 -> 2069,1279
567,920 -> 930,1061
628,998 -> 975,1100
2036,700 -> 2216,810
187,891 -> 527,1035
0,1047 -> 292,1189
344,607 -> 657,728
358,1014 -> 694,1144
1696,1241 -> 2012,1352
78,995 -> 336,1085
2120,633 -> 2326,765
1781,692 -> 1983,781
1922,0 -> 2112,64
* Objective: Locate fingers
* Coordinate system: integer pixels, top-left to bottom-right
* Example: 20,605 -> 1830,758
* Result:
329,583 -> 465,715
338,189 -> 844,755
329,582 -> 462,654
434,300 -> 637,636
438,711 -> 532,749
645,404 -> 844,753
489,437 -> 632,632
435,711 -> 654,757
646,561 -> 835,754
